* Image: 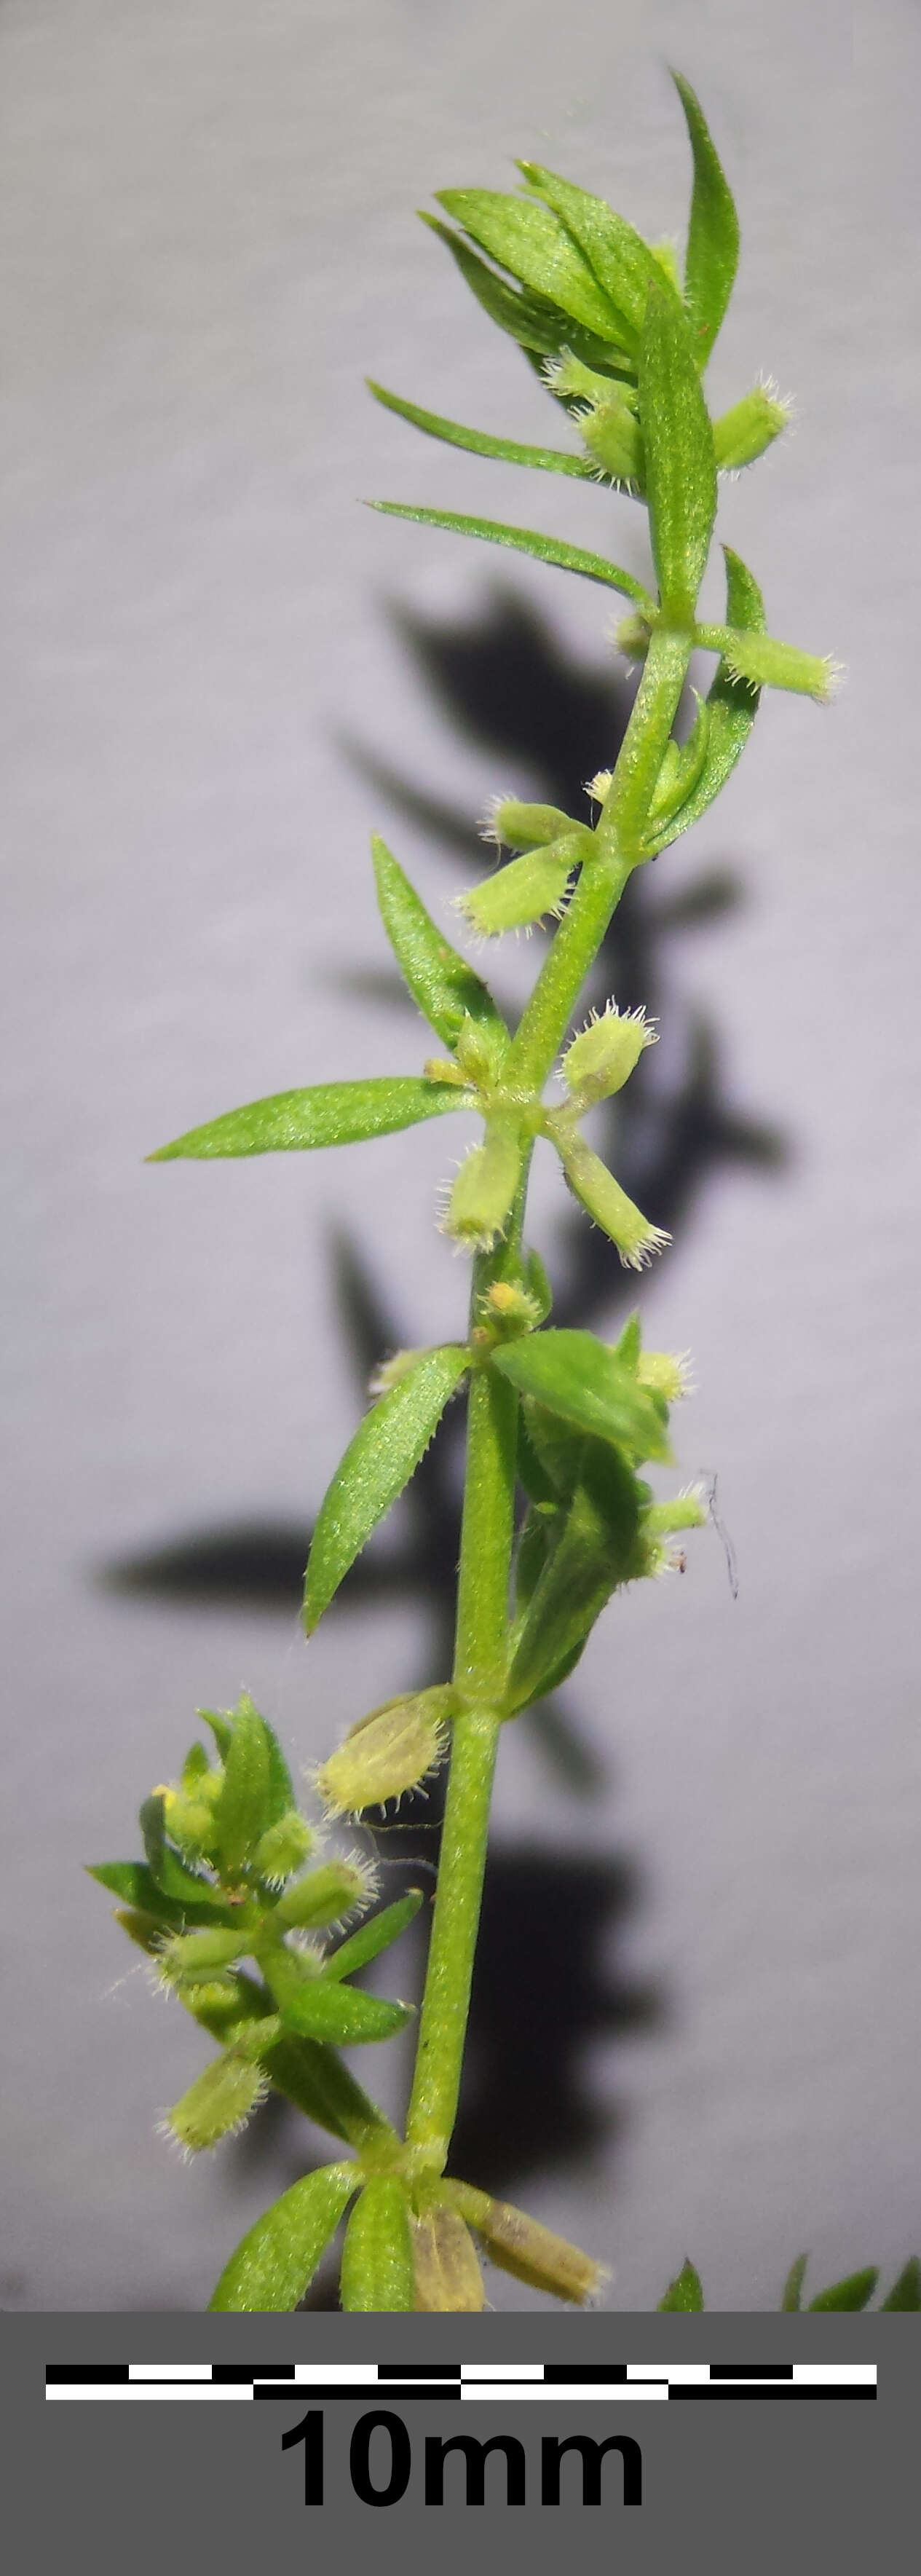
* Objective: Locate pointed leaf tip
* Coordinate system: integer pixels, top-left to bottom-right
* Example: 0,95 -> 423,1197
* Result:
670,71 -> 740,366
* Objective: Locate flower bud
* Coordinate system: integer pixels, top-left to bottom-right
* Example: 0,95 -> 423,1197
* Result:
450,2185 -> 608,2306
454,1013 -> 511,1088
317,1687 -> 454,1816
615,611 -> 653,664
456,835 -> 587,939
157,1926 -> 250,1992
481,1279 -> 542,1335
642,1484 -> 707,1540
161,1787 -> 220,1864
251,1811 -> 313,1886
368,1346 -> 426,1398
442,1121 -> 521,1252
560,1001 -> 656,1107
411,2205 -> 485,2311
480,795 -> 577,850
274,1856 -> 374,1931
161,2034 -> 277,2156
713,381 -> 791,471
557,1132 -> 671,1270
575,392 -> 643,486
636,1350 -> 693,1402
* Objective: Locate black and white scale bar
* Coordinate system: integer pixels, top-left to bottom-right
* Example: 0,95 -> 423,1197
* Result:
45,2361 -> 877,2404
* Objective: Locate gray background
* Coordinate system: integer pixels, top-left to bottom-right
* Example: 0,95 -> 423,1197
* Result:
2,0 -> 918,2311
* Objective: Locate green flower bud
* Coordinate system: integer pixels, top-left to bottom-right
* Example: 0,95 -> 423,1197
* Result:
615,610 -> 654,663
637,1350 -> 694,1402
556,1131 -> 671,1270
273,1856 -> 375,1932
713,379 -> 791,471
317,1687 -> 454,1817
367,1346 -> 427,1397
480,795 -> 579,850
542,350 -> 631,405
250,1811 -> 313,1886
411,2205 -> 485,2312
575,391 -> 644,486
161,2030 -> 279,2155
480,1279 -> 543,1336
161,1788 -> 220,1864
560,1001 -> 656,1106
454,1012 -> 511,1087
441,1120 -> 521,1253
157,1926 -> 251,1992
456,836 -> 587,940
449,2184 -> 609,2306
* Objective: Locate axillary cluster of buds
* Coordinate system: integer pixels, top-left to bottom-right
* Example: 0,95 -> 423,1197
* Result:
92,1692 -> 607,2309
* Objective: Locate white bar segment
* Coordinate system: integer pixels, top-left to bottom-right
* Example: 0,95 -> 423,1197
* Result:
46,2385 -> 254,2402
461,2382 -> 668,2404
128,2363 -> 212,2380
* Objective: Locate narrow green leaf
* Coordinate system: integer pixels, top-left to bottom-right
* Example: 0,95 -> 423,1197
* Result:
492,1330 -> 671,1462
149,1076 -> 464,1162
646,546 -> 765,854
639,286 -> 716,618
275,1980 -> 413,2046
436,186 -> 628,339
209,2162 -> 357,2312
658,2258 -> 705,2312
518,162 -> 673,344
368,501 -> 655,610
323,1891 -> 424,1983
671,71 -> 740,366
368,381 -> 593,479
880,2258 -> 921,2312
87,1859 -> 229,1929
505,1443 -> 645,1712
371,835 -> 507,1051
808,2267 -> 880,2312
304,1344 -> 469,1632
341,2179 -> 415,2312
780,2252 -> 808,2312
419,212 -> 632,371
213,1698 -> 274,1878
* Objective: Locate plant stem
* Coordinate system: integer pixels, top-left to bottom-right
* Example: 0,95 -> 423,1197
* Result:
508,626 -> 692,1093
406,1299 -> 518,2170
404,621 -> 692,2190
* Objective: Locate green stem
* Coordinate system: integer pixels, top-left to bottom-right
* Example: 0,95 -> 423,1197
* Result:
406,1306 -> 518,2170
507,625 -> 692,1094
404,621 -> 692,2191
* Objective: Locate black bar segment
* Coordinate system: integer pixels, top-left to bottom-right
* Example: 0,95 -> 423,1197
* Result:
543,2364 -> 629,2384
45,2364 -> 130,2385
378,2363 -> 462,2381
211,2364 -> 296,2383
255,2382 -> 462,2403
709,2364 -> 794,2381
670,2383 -> 875,2401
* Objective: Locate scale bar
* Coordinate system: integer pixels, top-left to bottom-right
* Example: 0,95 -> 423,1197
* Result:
45,2360 -> 877,2404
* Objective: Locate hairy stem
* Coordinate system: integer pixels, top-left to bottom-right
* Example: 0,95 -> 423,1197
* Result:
406,1281 -> 518,2170
507,626 -> 692,1094
403,621 -> 692,2200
